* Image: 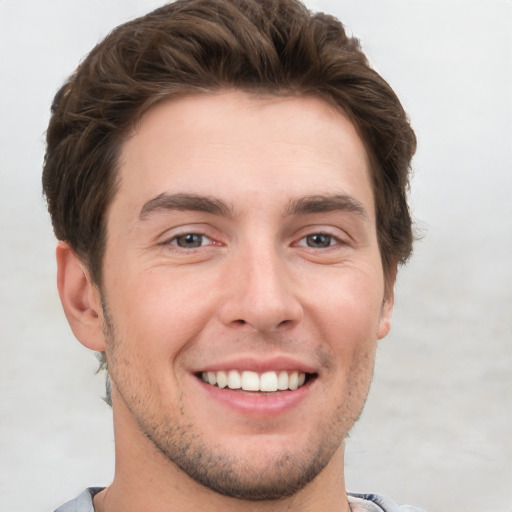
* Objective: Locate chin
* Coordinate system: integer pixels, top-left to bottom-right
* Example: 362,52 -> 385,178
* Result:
169,442 -> 333,500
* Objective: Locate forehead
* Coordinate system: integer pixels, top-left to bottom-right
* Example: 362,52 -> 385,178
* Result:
113,90 -> 374,219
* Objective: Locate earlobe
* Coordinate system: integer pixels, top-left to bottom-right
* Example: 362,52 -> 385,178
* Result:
377,264 -> 397,340
56,242 -> 106,351
377,293 -> 394,340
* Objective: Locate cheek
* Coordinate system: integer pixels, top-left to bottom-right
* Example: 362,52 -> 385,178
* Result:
104,267 -> 219,362
307,267 -> 385,340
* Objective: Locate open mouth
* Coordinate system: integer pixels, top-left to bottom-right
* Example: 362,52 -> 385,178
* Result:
197,370 -> 315,392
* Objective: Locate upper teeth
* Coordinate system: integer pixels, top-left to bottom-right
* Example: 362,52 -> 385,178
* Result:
201,370 -> 307,392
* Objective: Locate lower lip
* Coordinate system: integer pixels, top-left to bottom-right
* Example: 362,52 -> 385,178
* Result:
194,376 -> 315,417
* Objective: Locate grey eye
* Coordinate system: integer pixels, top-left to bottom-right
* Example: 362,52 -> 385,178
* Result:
305,234 -> 333,248
175,233 -> 205,248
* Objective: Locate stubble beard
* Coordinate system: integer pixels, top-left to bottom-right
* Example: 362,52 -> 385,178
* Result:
101,300 -> 373,501
142,423 -> 336,501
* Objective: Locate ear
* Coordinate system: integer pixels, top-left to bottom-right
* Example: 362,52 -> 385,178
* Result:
56,242 -> 106,351
377,264 -> 397,340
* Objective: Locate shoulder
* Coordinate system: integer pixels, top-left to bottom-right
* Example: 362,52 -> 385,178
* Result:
348,492 -> 426,512
53,488 -> 104,512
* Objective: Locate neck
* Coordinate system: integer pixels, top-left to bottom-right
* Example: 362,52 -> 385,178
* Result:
95,395 -> 351,512
95,451 -> 349,512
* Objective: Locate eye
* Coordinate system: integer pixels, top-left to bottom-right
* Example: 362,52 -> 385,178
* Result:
299,233 -> 337,248
170,233 -> 212,248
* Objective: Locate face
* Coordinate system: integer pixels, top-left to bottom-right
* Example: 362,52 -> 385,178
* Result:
96,91 -> 393,499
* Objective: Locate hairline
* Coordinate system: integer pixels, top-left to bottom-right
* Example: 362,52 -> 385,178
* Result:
89,87 -> 391,288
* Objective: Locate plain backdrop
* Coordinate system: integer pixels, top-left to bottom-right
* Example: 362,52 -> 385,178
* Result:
0,1 -> 511,511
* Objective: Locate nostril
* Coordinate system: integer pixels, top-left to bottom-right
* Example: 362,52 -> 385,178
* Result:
235,319 -> 246,325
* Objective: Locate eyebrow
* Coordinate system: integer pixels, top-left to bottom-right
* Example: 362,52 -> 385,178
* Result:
286,194 -> 369,221
139,192 -> 368,222
139,193 -> 233,220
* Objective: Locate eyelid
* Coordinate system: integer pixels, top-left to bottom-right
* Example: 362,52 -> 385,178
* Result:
167,232 -> 213,246
156,222 -> 212,240
295,234 -> 345,251
156,223 -> 223,250
292,225 -> 350,246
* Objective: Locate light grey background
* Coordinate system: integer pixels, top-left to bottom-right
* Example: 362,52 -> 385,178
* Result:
0,1 -> 511,511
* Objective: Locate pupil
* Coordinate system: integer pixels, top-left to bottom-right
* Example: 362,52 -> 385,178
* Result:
177,234 -> 202,247
307,234 -> 331,248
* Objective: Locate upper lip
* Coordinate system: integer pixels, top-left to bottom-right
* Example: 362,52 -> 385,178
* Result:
191,355 -> 318,375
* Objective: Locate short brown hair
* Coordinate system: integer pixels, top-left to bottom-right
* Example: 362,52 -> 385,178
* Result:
43,0 -> 416,285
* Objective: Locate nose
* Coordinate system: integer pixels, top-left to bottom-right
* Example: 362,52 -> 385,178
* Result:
218,245 -> 303,333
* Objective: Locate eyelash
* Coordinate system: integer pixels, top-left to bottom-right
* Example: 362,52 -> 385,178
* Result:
164,232 -> 215,249
161,230 -> 345,253
295,232 -> 343,249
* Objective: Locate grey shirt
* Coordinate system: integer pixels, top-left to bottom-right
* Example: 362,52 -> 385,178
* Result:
54,488 -> 425,511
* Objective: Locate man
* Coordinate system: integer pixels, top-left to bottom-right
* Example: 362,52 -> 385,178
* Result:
43,0 -> 420,511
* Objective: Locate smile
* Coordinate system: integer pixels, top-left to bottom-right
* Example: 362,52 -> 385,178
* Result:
200,370 -> 309,392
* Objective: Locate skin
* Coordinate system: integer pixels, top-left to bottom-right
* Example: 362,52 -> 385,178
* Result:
57,91 -> 394,512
